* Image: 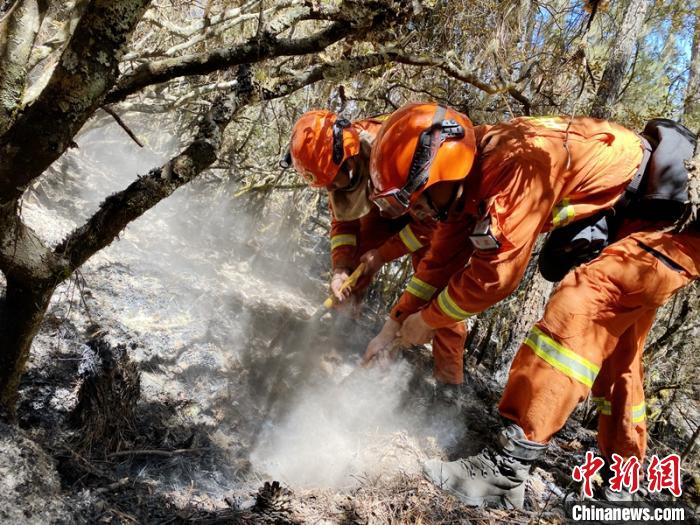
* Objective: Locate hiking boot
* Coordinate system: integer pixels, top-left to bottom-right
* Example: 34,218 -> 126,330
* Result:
422,425 -> 546,509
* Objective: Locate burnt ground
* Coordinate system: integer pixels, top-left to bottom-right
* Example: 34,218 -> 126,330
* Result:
5,296 -> 568,525
3,250 -> 698,524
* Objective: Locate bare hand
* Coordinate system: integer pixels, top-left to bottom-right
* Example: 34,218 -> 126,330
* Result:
330,268 -> 351,302
398,312 -> 434,345
362,318 -> 400,366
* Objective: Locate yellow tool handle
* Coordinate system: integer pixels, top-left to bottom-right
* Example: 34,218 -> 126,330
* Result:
322,262 -> 367,309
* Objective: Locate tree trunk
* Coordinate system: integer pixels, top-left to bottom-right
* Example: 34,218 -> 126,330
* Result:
0,278 -> 54,419
590,0 -> 651,119
0,0 -> 49,135
683,3 -> 700,121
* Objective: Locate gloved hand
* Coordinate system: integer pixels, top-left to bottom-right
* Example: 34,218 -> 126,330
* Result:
362,317 -> 400,366
399,311 -> 434,345
330,268 -> 352,302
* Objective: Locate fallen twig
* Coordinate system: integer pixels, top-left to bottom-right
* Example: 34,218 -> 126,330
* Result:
107,447 -> 213,459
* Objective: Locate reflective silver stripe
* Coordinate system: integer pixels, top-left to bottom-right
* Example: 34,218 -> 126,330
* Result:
331,234 -> 356,250
436,287 -> 474,321
399,224 -> 423,252
632,402 -> 646,423
552,198 -> 576,228
525,326 -> 600,388
406,276 -> 437,301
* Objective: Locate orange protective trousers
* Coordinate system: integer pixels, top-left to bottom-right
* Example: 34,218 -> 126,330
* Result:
415,244 -> 466,384
499,228 -> 700,459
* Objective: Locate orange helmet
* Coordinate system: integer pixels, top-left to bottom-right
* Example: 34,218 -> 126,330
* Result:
289,110 -> 362,188
369,103 -> 476,217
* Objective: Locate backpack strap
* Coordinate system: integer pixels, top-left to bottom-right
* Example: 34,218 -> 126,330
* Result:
616,134 -> 653,210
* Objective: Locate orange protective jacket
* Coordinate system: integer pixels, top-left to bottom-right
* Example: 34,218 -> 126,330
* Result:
389,116 -> 646,327
330,118 -> 435,269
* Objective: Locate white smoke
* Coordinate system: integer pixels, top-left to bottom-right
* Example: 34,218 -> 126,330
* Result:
250,361 -> 419,488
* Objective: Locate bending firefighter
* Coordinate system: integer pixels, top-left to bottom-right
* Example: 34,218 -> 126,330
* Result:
363,102 -> 699,507
288,110 -> 466,384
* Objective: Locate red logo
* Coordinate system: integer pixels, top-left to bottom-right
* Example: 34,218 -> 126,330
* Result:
608,454 -> 641,494
647,454 -> 682,497
572,452 -> 683,497
572,451 -> 605,498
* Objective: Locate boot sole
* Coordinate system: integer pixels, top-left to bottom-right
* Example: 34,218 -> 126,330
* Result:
423,472 -> 523,509
441,486 -> 521,509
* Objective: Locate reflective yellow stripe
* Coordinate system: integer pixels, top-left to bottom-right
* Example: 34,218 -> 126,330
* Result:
330,234 -> 356,251
406,276 -> 437,301
592,397 -> 645,422
436,288 -> 474,321
525,326 -> 600,388
399,225 -> 423,252
551,198 -> 576,228
592,396 -> 612,416
632,402 -> 646,423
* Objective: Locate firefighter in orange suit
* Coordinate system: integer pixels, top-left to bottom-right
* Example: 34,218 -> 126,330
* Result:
362,102 -> 699,507
288,110 -> 466,384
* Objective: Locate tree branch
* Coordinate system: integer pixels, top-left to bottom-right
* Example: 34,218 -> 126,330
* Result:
265,52 -> 393,99
139,0 -> 261,38
105,20 -> 353,104
26,0 -> 89,72
381,48 -> 532,110
54,66 -> 254,274
114,51 -> 394,115
100,106 -> 143,147
158,1 -> 311,59
0,0 -> 152,205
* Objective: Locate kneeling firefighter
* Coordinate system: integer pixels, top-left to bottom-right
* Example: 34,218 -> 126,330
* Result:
288,110 -> 466,384
364,103 -> 700,506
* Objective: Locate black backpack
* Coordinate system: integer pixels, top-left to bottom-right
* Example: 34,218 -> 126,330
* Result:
538,118 -> 697,282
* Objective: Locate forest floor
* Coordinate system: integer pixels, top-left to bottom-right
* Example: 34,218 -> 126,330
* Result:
2,120 -> 697,524
1,285 -> 573,524
2,245 -> 697,524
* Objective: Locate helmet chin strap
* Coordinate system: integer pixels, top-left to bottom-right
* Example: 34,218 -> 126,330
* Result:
332,118 -> 352,165
405,106 -> 466,202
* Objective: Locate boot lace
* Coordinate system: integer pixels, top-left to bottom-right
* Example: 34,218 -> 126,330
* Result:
459,448 -> 500,478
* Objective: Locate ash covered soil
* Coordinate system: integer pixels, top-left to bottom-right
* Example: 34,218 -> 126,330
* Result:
2,118 -> 698,524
